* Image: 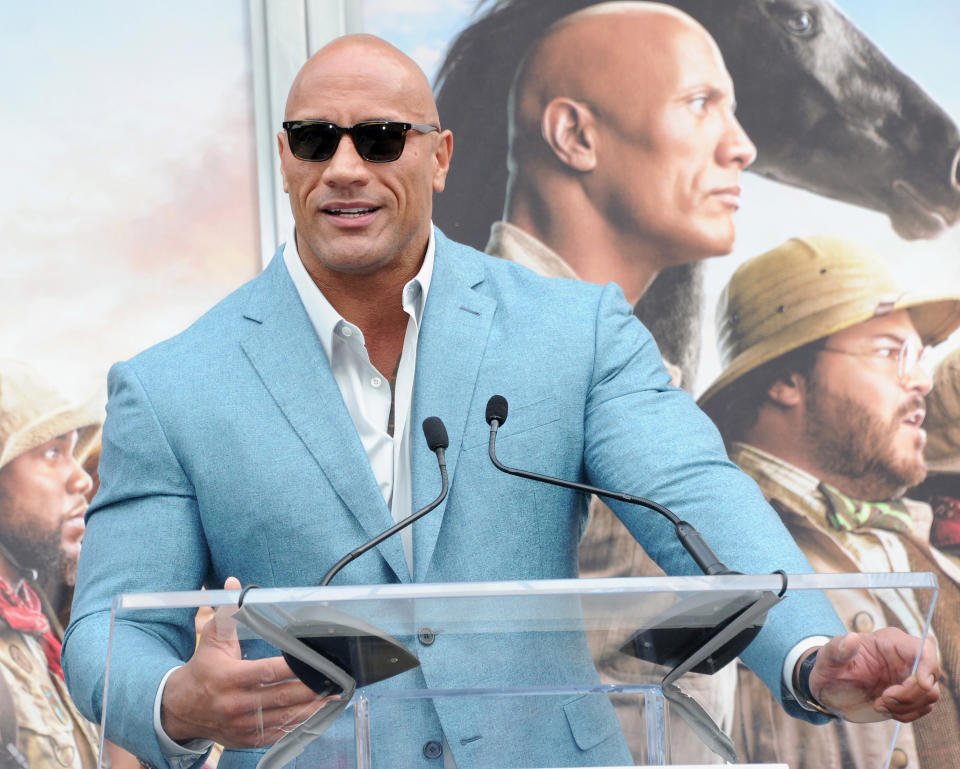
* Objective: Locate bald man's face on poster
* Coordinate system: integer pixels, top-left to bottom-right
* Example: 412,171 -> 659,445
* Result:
582,19 -> 756,263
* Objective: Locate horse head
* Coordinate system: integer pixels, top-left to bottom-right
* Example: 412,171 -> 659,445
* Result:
686,0 -> 960,240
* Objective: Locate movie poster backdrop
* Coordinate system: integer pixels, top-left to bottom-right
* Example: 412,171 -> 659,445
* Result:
362,1 -> 960,767
1,1 -> 959,767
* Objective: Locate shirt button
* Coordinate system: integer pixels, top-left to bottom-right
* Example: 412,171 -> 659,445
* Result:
890,747 -> 909,768
851,611 -> 875,633
418,627 -> 436,646
423,740 -> 443,760
340,326 -> 352,337
371,376 -> 383,388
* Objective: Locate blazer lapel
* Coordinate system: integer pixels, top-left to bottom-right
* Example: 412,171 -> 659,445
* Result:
238,251 -> 410,583
411,232 -> 496,581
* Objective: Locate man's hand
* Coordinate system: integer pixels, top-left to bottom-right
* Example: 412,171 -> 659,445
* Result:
161,577 -> 332,748
807,628 -> 940,723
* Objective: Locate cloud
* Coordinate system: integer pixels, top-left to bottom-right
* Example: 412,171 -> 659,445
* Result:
362,0 -> 462,15
0,54 -> 261,399
408,43 -> 446,82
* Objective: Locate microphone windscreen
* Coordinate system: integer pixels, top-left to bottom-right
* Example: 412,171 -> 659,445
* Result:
485,395 -> 508,426
422,416 -> 449,451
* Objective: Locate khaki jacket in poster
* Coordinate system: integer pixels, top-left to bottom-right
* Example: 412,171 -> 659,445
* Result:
731,442 -> 960,769
0,615 -> 99,769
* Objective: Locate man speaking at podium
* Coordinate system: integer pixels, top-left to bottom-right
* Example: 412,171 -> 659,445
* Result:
63,29 -> 939,769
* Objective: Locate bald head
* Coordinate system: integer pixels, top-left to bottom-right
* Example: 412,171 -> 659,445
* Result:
285,34 -> 440,126
510,2 -> 720,154
501,1 -> 755,296
276,33 -> 453,295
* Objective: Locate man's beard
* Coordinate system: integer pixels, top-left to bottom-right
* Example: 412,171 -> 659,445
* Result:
804,376 -> 926,500
2,517 -> 75,590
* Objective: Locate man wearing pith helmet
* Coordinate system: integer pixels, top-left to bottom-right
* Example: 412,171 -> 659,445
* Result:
0,359 -> 101,769
699,236 -> 960,769
912,348 -> 960,565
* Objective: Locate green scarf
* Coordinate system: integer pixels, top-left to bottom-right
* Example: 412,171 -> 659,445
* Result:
819,481 -> 915,534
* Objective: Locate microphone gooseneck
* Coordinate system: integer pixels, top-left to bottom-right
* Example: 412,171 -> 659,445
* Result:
234,415 -> 451,767
484,394 -> 731,576
320,417 -> 450,586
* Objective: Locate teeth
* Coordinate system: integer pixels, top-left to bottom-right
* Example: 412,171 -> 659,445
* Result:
328,207 -> 375,217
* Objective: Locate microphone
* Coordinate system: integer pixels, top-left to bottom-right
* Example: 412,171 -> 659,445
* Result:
422,414 -> 450,452
320,416 -> 449,586
237,418 -> 450,705
485,395 -> 730,576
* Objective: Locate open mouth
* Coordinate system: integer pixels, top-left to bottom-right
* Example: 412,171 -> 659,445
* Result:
324,206 -> 379,218
902,409 -> 925,428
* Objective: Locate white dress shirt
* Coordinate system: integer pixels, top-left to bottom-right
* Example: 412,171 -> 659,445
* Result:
282,225 -> 434,573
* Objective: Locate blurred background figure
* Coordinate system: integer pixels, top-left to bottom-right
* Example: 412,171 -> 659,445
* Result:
0,359 -> 102,769
912,348 -> 960,565
700,236 -> 960,769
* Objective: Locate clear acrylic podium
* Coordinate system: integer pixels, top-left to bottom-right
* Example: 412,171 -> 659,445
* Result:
101,572 -> 936,769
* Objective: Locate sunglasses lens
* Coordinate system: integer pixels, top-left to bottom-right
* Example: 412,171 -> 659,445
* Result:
288,123 -> 340,161
353,123 -> 406,162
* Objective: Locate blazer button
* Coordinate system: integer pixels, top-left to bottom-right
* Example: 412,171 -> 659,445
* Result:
851,611 -> 875,633
418,627 -> 436,646
889,747 -> 909,768
423,740 -> 443,759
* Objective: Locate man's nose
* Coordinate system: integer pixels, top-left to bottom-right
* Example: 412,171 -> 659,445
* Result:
902,357 -> 934,395
719,113 -> 757,170
322,134 -> 371,185
68,456 -> 93,496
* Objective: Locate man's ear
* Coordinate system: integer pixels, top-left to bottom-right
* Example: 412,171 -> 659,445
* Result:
432,129 -> 454,193
767,373 -> 805,408
277,132 -> 290,193
540,97 -> 597,172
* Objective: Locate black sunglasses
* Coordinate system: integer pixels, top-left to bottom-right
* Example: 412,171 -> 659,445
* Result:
282,120 -> 440,163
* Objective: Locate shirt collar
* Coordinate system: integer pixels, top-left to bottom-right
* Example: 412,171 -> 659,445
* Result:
729,442 -> 823,500
485,221 -> 581,281
282,225 -> 436,361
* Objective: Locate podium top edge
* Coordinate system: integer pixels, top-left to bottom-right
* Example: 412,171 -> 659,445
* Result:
113,572 -> 937,611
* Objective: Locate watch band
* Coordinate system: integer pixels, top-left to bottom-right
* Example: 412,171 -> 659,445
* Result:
795,649 -> 835,716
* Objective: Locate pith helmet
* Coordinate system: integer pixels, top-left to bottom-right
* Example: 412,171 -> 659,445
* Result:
925,348 -> 960,474
698,235 -> 960,409
0,359 -> 102,470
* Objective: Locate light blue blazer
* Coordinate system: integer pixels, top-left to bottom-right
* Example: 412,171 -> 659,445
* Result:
63,230 -> 842,768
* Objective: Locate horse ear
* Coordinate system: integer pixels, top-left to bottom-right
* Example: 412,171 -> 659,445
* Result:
541,97 -> 597,172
